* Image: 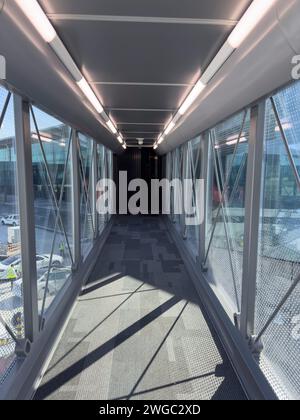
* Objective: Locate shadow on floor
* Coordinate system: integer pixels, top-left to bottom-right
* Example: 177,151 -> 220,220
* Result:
35,216 -> 246,401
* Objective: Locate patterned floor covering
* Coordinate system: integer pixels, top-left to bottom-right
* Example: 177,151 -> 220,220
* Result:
34,216 -> 246,400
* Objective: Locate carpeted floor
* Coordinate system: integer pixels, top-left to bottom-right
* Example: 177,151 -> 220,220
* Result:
34,216 -> 246,400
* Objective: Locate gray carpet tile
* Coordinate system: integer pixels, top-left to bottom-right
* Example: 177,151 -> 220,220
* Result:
34,216 -> 246,401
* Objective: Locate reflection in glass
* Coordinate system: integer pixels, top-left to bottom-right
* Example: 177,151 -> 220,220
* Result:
30,106 -> 73,316
206,110 -> 250,318
255,85 -> 300,399
0,87 -> 24,380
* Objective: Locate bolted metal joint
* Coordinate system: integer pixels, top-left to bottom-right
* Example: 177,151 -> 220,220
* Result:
201,262 -> 209,273
15,339 -> 32,358
234,312 -> 241,330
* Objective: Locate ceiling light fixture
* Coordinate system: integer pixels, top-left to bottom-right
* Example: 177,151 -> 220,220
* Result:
158,135 -> 165,145
107,120 -> 117,134
228,0 -> 275,49
16,0 -> 56,43
157,0 -> 276,149
16,0 -> 125,146
77,77 -> 104,114
179,80 -> 206,116
164,121 -> 175,136
117,135 -> 123,144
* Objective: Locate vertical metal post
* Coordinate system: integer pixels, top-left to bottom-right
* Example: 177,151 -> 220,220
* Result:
181,144 -> 188,239
71,129 -> 81,270
198,133 -> 209,264
91,141 -> 98,238
240,102 -> 265,340
14,95 -> 39,343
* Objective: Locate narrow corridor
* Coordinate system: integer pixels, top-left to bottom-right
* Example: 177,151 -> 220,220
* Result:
35,217 -> 246,400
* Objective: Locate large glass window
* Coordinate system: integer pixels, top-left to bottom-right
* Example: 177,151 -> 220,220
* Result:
0,86 -> 23,381
78,134 -> 95,259
30,106 -> 73,317
205,110 -> 250,319
255,83 -> 300,399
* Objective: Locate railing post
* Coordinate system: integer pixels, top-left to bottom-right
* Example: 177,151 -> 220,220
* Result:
14,95 -> 39,345
71,129 -> 81,270
240,102 -> 265,343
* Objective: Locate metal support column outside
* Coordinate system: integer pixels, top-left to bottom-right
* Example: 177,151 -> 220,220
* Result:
198,133 -> 209,265
71,129 -> 81,270
240,102 -> 265,343
14,95 -> 39,349
91,141 -> 98,238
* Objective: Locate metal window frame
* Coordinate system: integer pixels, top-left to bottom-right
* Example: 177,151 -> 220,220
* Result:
240,103 -> 265,341
14,95 -> 39,349
198,133 -> 209,264
91,140 -> 98,238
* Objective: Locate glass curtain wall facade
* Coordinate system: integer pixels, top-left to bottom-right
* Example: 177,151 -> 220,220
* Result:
0,85 -> 113,384
165,80 -> 300,400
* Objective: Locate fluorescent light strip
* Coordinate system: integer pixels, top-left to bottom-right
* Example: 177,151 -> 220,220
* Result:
179,80 -> 206,115
117,135 -> 123,144
228,0 -> 275,49
16,0 -> 56,43
107,120 -> 117,134
164,121 -> 175,136
16,0 -> 125,144
77,78 -> 104,114
157,0 -> 276,148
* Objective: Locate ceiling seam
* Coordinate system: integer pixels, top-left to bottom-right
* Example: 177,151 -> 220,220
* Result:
47,14 -> 238,26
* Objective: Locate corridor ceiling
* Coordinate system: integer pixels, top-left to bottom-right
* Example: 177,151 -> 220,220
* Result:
37,0 -> 252,148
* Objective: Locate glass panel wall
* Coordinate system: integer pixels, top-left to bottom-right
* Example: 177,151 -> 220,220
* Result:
206,110 -> 250,318
255,83 -> 300,399
0,83 -> 113,388
30,106 -> 73,316
0,86 -> 23,382
78,134 -> 95,259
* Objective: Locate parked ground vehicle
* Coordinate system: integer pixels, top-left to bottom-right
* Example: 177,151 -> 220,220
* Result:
0,254 -> 64,279
37,267 -> 71,300
1,215 -> 19,227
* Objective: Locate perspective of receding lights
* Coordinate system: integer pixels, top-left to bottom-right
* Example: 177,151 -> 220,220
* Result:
77,78 -> 104,114
179,80 -> 206,116
228,0 -> 275,49
153,144 -> 158,150
122,143 -> 127,150
107,120 -> 117,134
117,135 -> 123,144
16,0 -> 56,43
16,0 -> 125,145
